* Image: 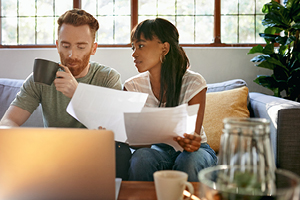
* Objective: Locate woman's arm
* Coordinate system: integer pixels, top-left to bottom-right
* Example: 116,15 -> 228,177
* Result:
174,88 -> 207,152
188,88 -> 207,135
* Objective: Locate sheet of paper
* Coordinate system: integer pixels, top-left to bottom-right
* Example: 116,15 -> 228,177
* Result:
124,104 -> 199,151
67,83 -> 148,142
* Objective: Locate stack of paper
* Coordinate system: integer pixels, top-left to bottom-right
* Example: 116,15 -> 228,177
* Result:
67,83 -> 199,151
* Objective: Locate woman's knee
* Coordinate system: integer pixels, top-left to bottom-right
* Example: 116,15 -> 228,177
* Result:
130,148 -> 157,168
128,148 -> 166,181
174,147 -> 217,170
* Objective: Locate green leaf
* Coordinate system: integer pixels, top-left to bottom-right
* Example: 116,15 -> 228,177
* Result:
262,43 -> 274,54
254,75 -> 276,88
287,0 -> 300,21
290,58 -> 300,72
254,75 -> 282,97
285,0 -> 300,7
259,33 -> 277,42
248,45 -> 264,54
291,23 -> 300,30
250,55 -> 269,62
262,2 -> 272,14
297,53 -> 300,61
273,88 -> 281,97
274,35 -> 295,46
264,27 -> 278,34
266,57 -> 288,69
293,13 -> 300,22
279,45 -> 288,55
275,36 -> 288,45
286,35 -> 296,45
262,13 -> 290,29
291,67 -> 300,74
257,61 -> 275,70
262,1 -> 285,14
262,1 -> 291,28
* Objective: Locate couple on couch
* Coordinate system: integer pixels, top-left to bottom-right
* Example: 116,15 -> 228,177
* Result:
0,9 -> 217,181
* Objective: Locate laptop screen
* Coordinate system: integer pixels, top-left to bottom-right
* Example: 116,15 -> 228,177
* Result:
0,127 -> 116,200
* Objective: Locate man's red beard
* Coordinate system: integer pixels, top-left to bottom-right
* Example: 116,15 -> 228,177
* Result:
59,52 -> 91,76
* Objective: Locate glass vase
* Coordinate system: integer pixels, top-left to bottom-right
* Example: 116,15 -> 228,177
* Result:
218,118 -> 276,171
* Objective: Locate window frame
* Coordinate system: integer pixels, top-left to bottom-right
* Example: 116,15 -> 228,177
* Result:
0,0 -> 280,48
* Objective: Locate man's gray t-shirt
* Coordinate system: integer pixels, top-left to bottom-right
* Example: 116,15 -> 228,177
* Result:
12,62 -> 122,128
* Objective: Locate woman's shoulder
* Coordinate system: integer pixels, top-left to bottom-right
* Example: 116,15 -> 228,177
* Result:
124,72 -> 149,91
183,69 -> 206,84
124,72 -> 149,83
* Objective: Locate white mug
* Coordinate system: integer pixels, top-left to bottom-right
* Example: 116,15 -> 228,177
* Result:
154,170 -> 194,200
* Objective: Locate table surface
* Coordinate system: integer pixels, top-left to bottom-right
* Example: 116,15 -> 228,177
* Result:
118,181 -> 201,200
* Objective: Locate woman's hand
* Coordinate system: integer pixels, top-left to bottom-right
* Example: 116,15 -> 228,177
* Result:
173,133 -> 201,152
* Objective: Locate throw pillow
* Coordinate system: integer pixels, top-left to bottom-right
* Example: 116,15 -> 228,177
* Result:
203,86 -> 250,152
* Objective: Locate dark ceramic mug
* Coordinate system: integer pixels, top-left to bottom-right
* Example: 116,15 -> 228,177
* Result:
33,58 -> 60,85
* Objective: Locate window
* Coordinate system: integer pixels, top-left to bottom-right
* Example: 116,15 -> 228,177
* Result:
82,0 -> 131,44
0,0 -> 72,46
221,0 -> 269,44
137,0 -> 214,44
0,0 -> 280,47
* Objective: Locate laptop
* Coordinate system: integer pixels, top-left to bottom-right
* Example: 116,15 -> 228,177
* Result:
0,127 -> 119,200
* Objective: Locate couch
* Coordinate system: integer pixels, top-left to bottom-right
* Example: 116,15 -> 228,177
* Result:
1,78 -> 300,177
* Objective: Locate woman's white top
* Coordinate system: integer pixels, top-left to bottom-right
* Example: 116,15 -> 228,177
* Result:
124,69 -> 207,143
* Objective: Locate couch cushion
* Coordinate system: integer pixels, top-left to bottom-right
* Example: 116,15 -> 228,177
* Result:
207,79 -> 248,93
203,86 -> 250,152
0,78 -> 43,127
0,78 -> 24,118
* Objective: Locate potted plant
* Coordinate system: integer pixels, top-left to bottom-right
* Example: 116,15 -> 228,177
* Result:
248,0 -> 300,102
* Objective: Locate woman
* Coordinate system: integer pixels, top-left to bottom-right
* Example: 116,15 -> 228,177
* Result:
124,18 -> 217,182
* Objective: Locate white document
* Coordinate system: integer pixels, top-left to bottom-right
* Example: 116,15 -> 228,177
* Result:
124,104 -> 199,151
67,83 -> 200,151
67,83 -> 148,142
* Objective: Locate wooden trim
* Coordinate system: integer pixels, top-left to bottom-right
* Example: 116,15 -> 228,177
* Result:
214,0 -> 221,44
0,43 -> 263,49
131,0 -> 138,31
73,0 -> 81,9
0,45 -> 57,48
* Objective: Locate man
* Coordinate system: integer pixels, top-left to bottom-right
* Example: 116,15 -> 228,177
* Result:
0,9 -> 121,127
0,9 -> 131,180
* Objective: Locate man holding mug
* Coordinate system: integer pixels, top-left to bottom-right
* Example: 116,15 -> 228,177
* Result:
0,9 -> 131,180
0,9 -> 121,127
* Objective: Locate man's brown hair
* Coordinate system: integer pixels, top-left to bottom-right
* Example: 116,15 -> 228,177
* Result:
57,9 -> 99,41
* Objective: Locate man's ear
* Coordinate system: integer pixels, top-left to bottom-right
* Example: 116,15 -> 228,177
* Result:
56,40 -> 59,50
163,42 -> 170,56
91,42 -> 97,55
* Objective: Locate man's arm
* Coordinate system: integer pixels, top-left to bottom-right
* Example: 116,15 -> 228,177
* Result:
0,105 -> 31,127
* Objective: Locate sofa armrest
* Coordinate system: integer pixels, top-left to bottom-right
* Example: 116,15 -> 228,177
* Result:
249,92 -> 300,175
0,78 -> 43,127
277,108 -> 300,176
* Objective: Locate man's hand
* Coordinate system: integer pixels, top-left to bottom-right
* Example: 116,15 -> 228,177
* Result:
53,64 -> 78,98
173,133 -> 201,152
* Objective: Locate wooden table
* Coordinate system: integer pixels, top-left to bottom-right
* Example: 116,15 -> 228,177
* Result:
118,181 -> 201,200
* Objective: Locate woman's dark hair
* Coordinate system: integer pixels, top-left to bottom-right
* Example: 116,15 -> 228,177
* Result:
131,18 -> 189,107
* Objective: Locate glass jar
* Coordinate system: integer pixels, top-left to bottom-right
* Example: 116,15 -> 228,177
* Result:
218,118 -> 275,171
